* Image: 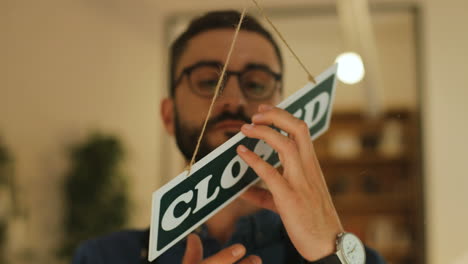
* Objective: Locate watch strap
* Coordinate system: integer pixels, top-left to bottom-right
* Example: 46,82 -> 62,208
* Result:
305,254 -> 342,264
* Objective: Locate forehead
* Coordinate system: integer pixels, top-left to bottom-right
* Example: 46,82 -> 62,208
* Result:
176,29 -> 281,74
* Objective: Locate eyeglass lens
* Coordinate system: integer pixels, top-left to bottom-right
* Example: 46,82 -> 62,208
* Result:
188,65 -> 278,100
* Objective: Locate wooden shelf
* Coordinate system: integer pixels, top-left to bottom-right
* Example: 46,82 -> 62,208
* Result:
333,194 -> 411,214
314,110 -> 424,264
377,246 -> 413,263
319,156 -> 410,166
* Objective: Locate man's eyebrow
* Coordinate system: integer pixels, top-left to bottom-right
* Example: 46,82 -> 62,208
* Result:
243,63 -> 278,73
187,61 -> 279,74
190,60 -> 224,68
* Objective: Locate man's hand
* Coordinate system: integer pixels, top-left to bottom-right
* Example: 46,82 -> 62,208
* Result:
237,104 -> 344,262
182,233 -> 261,264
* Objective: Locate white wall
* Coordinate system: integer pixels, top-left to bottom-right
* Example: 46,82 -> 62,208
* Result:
422,0 -> 468,263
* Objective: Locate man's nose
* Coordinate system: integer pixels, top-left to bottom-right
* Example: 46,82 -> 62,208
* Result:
215,75 -> 247,111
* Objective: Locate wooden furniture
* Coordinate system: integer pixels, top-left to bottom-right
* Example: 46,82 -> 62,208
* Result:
315,110 -> 424,264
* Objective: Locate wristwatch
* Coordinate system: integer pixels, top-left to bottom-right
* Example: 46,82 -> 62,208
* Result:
308,232 -> 366,264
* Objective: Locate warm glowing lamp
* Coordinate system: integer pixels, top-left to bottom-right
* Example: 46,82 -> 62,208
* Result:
335,52 -> 365,84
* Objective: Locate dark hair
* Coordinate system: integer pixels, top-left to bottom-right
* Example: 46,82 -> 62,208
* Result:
169,10 -> 283,97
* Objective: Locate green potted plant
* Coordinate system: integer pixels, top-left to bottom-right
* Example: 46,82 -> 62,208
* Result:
61,133 -> 129,258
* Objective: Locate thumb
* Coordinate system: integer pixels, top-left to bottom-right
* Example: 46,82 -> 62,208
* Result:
182,233 -> 203,264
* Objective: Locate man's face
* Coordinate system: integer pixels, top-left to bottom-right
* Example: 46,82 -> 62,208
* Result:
162,29 -> 282,162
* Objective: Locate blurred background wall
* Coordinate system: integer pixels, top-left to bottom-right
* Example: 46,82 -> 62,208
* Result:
1,0 -> 467,263
422,0 -> 468,263
2,1 -> 167,262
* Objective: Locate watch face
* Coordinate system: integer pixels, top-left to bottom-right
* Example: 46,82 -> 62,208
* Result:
340,233 -> 366,264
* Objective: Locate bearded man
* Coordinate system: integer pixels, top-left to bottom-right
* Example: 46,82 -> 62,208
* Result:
72,10 -> 385,264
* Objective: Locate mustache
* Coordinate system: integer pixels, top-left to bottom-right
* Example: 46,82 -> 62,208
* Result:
206,109 -> 251,128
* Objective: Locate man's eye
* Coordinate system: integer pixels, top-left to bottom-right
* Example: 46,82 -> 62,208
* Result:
244,81 -> 267,94
197,79 -> 218,91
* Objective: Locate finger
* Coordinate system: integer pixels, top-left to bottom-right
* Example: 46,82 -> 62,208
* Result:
182,234 -> 203,264
239,255 -> 262,264
240,186 -> 277,212
254,105 -> 315,161
202,244 -> 246,264
254,105 -> 322,184
242,124 -> 301,162
237,144 -> 293,198
241,124 -> 304,183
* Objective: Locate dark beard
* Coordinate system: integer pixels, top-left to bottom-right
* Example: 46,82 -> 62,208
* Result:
174,108 -> 250,162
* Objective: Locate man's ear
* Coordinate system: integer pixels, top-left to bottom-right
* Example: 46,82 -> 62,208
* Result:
161,98 -> 175,136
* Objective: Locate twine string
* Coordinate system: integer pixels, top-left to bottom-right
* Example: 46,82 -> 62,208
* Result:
187,8 -> 247,175
251,0 -> 316,84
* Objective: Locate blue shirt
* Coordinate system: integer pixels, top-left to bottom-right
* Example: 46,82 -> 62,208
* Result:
72,210 -> 385,264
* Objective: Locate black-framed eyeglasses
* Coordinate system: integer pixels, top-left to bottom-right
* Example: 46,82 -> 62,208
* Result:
173,61 -> 282,101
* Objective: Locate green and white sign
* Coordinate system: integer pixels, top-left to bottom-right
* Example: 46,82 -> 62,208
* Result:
148,64 -> 338,261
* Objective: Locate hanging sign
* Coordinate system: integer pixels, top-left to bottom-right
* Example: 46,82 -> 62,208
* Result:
148,64 -> 338,261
